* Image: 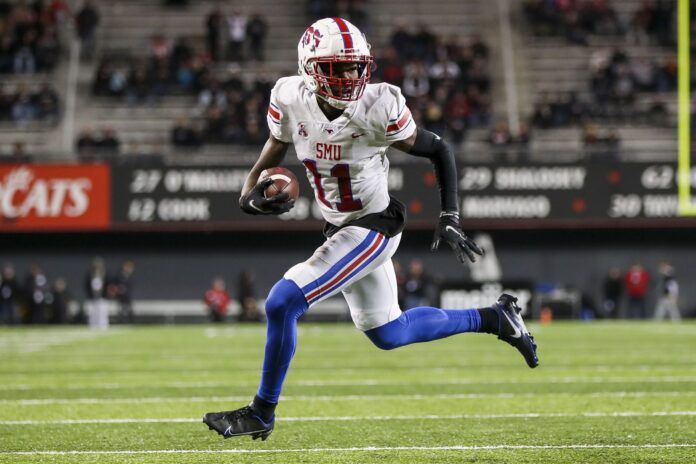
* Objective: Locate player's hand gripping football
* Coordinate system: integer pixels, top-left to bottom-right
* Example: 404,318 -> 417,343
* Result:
431,212 -> 484,264
239,178 -> 295,215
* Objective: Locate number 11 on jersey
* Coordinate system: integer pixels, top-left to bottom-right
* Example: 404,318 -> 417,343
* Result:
302,159 -> 363,212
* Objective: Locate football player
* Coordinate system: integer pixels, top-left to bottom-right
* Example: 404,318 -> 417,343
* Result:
203,17 -> 538,441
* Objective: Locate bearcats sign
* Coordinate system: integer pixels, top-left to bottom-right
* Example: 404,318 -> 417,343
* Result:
0,164 -> 110,231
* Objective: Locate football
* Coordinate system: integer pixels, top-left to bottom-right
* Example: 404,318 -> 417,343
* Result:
259,167 -> 300,201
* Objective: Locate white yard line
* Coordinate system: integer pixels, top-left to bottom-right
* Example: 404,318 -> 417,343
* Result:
2,375 -> 696,391
1,411 -> 695,425
1,391 -> 695,405
1,444 -> 695,456
0,331 -> 105,354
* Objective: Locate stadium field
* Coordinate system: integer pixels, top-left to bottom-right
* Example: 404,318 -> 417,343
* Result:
1,322 -> 695,464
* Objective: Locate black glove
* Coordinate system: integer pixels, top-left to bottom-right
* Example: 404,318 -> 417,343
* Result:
239,178 -> 295,215
431,212 -> 484,264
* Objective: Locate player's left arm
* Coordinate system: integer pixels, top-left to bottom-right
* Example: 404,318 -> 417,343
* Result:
391,128 -> 484,264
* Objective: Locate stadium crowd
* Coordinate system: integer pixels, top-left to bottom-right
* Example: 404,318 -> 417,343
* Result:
375,27 -> 492,144
87,4 -> 492,151
204,8 -> 268,62
521,0 -> 680,159
0,0 -> 66,74
523,0 -> 675,46
0,259 -> 134,325
75,126 -> 120,157
92,36 -> 210,104
0,82 -> 60,126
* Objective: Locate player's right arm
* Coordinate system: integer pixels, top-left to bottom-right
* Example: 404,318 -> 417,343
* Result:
378,84 -> 482,264
239,135 -> 293,215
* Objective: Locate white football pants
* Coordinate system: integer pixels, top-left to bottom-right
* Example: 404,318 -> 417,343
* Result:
284,226 -> 402,331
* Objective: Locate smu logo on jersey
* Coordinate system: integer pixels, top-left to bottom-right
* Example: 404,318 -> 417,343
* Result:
302,27 -> 322,50
315,143 -> 341,161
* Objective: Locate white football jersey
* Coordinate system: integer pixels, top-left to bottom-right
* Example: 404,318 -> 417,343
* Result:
267,75 -> 416,226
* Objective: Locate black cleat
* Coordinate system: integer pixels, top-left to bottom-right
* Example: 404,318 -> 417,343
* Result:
494,293 -> 539,368
203,405 -> 274,440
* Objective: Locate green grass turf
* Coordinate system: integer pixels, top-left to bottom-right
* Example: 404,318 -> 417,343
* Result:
0,322 -> 695,463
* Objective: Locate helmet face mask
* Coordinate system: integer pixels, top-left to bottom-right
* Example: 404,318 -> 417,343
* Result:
308,56 -> 372,103
298,18 -> 373,109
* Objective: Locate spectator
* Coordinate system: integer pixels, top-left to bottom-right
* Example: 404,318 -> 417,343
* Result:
109,260 -> 135,324
0,264 -> 19,325
85,257 -> 109,330
48,277 -> 71,324
24,263 -> 49,324
0,1 -> 63,74
630,0 -> 657,45
583,124 -> 620,160
402,61 -> 430,98
411,23 -> 437,63
524,0 -> 622,44
246,13 -> 267,62
238,271 -> 260,322
35,82 -> 60,123
149,34 -> 171,61
653,262 -> 680,321
9,141 -> 32,164
11,87 -> 36,125
601,267 -> 623,318
171,117 -> 202,148
126,62 -> 153,105
0,35 -> 13,72
624,263 -> 650,319
205,6 -> 224,61
226,10 -> 247,62
390,21 -> 413,60
97,127 -> 120,154
204,277 -> 231,323
488,121 -> 513,146
403,259 -> 432,309
515,122 -> 532,161
76,127 -> 98,155
375,47 -> 404,86
75,0 -> 99,60
13,31 -> 37,74
35,26 -> 60,71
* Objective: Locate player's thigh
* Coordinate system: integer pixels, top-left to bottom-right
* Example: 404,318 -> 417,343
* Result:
284,227 -> 399,307
342,258 -> 402,331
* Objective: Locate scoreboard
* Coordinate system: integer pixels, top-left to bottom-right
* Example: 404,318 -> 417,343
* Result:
1,161 -> 695,232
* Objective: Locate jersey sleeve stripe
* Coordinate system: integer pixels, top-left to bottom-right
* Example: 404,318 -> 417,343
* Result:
386,118 -> 414,139
386,108 -> 412,133
388,105 -> 407,123
332,17 -> 354,49
268,105 -> 281,121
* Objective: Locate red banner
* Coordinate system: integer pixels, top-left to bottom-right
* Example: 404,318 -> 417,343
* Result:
0,164 -> 111,231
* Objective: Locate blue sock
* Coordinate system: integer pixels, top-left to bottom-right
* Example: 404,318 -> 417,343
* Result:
365,307 -> 481,350
256,279 -> 308,404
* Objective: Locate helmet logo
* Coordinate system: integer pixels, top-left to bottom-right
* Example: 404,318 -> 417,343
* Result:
302,27 -> 323,51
